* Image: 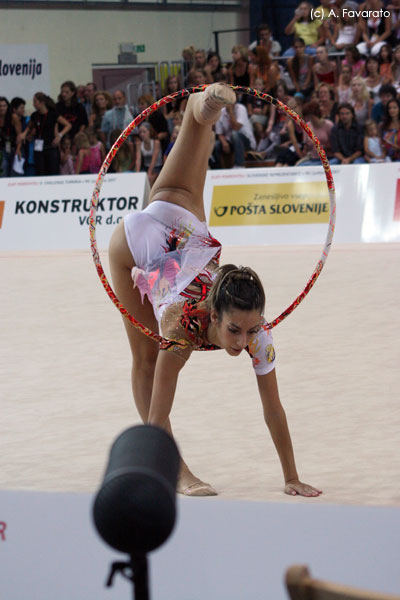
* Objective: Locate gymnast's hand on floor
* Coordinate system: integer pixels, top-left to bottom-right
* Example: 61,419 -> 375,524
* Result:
284,479 -> 322,497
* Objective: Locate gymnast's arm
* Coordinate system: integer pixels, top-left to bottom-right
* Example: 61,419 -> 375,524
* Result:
147,348 -> 191,428
257,369 -> 322,497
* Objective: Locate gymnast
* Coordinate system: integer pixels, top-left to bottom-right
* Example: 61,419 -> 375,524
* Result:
109,83 -> 322,498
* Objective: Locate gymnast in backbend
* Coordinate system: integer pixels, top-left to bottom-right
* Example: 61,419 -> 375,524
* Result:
109,82 -> 322,498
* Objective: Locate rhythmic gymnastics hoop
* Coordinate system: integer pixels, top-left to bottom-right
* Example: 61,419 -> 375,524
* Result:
90,84 -> 336,346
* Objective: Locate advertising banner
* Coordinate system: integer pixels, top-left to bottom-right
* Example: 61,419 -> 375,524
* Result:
0,44 -> 50,101
0,172 -> 150,251
204,163 -> 400,245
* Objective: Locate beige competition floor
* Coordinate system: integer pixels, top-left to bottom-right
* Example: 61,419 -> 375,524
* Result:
1,243 -> 399,506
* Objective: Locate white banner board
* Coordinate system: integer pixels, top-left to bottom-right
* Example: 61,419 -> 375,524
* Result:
204,163 -> 400,245
0,44 -> 50,101
0,172 -> 150,250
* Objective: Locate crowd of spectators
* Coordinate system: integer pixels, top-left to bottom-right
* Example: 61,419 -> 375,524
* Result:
2,0 -> 400,181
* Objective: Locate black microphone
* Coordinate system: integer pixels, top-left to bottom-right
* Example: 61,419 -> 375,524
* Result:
93,424 -> 180,556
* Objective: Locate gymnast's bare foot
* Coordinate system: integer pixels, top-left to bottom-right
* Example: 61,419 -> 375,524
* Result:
177,465 -> 218,497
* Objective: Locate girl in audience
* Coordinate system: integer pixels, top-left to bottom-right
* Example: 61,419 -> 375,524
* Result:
109,128 -> 134,173
274,98 -> 305,166
337,64 -> 353,104
312,45 -> 338,87
163,124 -> 181,161
59,135 -> 75,175
204,52 -> 228,83
87,126 -> 106,174
249,45 -> 280,92
89,91 -> 113,143
286,38 -> 314,98
342,46 -> 365,77
390,44 -> 400,91
364,56 -> 384,103
283,1 -> 324,56
0,97 -> 21,177
162,75 -> 187,133
329,9 -> 360,51
317,82 -> 338,122
381,98 -> 400,161
56,80 -> 88,139
135,122 -> 163,186
363,118 -> 390,161
357,0 -> 392,57
378,43 -> 394,83
20,92 -> 71,176
349,76 -> 373,127
228,45 -> 250,88
300,99 -> 334,165
74,131 -> 92,174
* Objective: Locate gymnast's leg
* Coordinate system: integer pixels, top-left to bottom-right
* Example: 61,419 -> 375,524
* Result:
150,82 -> 236,221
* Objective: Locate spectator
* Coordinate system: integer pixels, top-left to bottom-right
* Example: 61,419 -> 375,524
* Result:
228,45 -> 250,88
101,89 -> 133,148
330,102 -> 365,164
249,23 -> 282,57
275,80 -> 293,106
283,1 -> 324,57
87,126 -> 105,174
74,131 -> 92,174
387,0 -> 400,46
246,77 -> 270,127
20,92 -> 71,176
357,0 -> 392,56
312,45 -> 338,88
274,98 -> 305,166
89,90 -> 113,143
337,64 -> 353,103
381,98 -> 400,160
0,97 -> 21,177
391,44 -> 400,91
286,37 -> 314,98
137,93 -> 169,152
349,76 -> 373,126
56,80 -> 88,139
162,74 -> 187,132
135,122 -> 163,185
109,128 -> 134,173
193,49 -> 207,70
342,46 -> 366,77
59,135 -> 75,175
163,124 -> 181,161
249,45 -> 280,92
82,82 -> 97,118
371,83 -> 397,124
328,7 -> 360,51
300,100 -> 334,165
10,97 -> 30,176
317,82 -> 338,121
363,56 -> 384,103
214,102 -> 256,168
181,46 -> 195,85
378,43 -> 393,83
204,52 -> 228,83
187,69 -> 208,86
363,118 -> 390,161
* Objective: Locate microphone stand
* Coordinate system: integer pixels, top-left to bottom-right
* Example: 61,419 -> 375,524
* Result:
106,554 -> 150,600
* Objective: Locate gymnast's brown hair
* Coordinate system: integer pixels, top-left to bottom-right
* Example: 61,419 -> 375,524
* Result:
207,264 -> 265,319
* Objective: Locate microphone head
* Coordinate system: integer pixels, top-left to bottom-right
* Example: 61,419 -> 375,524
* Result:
93,425 -> 180,555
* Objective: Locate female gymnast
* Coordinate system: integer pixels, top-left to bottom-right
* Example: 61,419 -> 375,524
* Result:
109,83 -> 322,498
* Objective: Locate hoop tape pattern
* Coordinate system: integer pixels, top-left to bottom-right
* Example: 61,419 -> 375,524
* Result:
90,85 -> 336,346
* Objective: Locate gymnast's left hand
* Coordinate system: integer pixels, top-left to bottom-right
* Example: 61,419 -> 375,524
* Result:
284,479 -> 322,497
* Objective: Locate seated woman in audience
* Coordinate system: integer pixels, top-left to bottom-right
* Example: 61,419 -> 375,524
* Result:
391,44 -> 400,92
342,46 -> 365,77
286,38 -> 314,98
363,118 -> 390,161
312,45 -> 338,88
329,9 -> 360,51
89,91 -> 113,143
337,64 -> 353,104
0,96 -> 21,177
274,98 -> 305,166
135,122 -> 163,186
363,55 -> 384,103
228,45 -> 250,88
56,80 -> 88,139
249,45 -> 280,92
357,0 -> 392,57
299,99 -> 334,165
161,74 -> 187,133
20,92 -> 71,176
349,76 -> 374,127
204,52 -> 228,83
317,82 -> 338,122
381,97 -> 400,160
377,43 -> 394,83
283,1 -> 324,57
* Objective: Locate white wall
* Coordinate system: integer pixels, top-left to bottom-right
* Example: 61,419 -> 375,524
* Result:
0,8 -> 244,102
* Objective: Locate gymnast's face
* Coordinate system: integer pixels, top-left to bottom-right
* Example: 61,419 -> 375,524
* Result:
211,308 -> 262,356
